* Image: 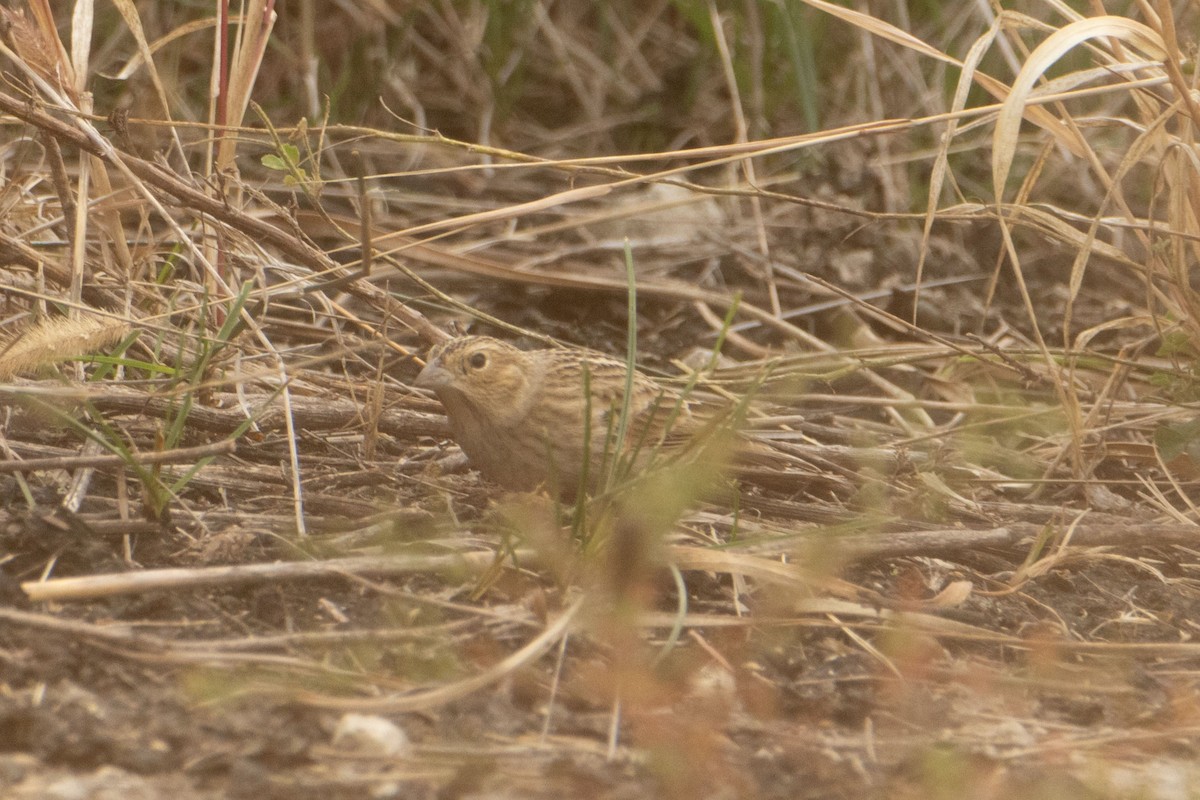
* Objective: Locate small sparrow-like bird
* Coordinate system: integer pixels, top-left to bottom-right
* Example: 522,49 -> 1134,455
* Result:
415,336 -> 715,494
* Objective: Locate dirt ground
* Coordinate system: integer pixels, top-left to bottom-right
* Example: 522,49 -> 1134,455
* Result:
5,197 -> 1200,799
3,4 -> 1200,799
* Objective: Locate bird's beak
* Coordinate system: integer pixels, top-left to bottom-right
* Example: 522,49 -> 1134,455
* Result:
414,358 -> 451,390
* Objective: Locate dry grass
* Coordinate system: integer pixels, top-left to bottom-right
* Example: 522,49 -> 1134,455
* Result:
2,1 -> 1200,797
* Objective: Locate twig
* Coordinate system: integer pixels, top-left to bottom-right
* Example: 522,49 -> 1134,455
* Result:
0,438 -> 235,472
22,550 -> 524,602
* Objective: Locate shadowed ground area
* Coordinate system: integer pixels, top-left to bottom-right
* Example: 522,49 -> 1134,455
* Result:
2,2 -> 1200,798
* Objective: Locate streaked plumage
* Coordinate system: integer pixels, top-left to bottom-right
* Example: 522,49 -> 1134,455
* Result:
415,336 -> 699,494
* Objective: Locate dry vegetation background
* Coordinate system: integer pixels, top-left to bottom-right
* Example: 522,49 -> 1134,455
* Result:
2,0 -> 1200,798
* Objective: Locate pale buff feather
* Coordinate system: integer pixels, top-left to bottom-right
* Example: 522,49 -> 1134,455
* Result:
415,336 -> 702,494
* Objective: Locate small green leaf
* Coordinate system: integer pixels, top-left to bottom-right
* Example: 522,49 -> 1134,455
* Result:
262,144 -> 301,173
1155,418 -> 1200,461
1157,330 -> 1194,358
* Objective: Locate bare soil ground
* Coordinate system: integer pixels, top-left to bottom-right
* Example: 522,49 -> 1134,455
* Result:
5,206 -> 1198,797
3,3 -> 1200,799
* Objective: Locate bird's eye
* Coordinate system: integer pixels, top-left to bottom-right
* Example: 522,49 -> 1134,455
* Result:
469,352 -> 488,369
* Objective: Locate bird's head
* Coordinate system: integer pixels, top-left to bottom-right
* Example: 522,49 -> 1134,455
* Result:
415,336 -> 534,425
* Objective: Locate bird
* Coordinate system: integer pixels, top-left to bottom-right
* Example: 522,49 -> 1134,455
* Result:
414,335 -> 727,495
